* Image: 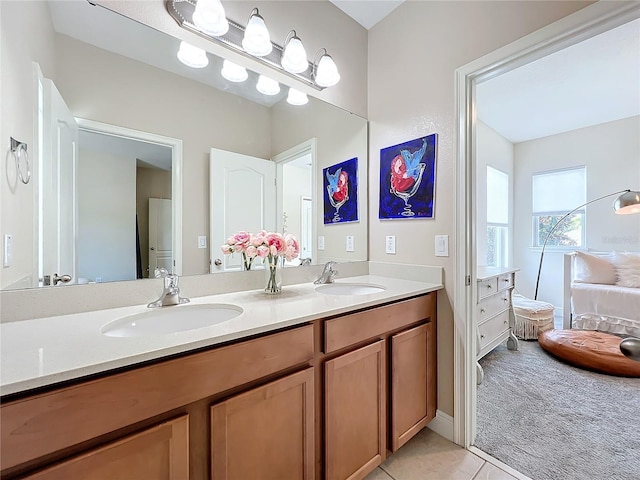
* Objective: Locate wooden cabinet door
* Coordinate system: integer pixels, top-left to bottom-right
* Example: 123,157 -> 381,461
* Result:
325,341 -> 385,480
22,415 -> 188,480
390,323 -> 435,451
211,368 -> 314,480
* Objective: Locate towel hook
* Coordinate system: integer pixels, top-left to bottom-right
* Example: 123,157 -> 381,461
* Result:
10,137 -> 30,185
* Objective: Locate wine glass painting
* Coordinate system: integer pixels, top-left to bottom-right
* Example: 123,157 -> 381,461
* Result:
379,134 -> 437,219
323,157 -> 359,224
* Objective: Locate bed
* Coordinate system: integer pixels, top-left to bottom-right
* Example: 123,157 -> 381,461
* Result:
563,251 -> 640,337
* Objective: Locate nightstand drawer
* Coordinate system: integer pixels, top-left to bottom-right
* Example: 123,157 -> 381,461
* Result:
477,293 -> 511,321
477,278 -> 498,300
478,310 -> 510,350
498,273 -> 514,290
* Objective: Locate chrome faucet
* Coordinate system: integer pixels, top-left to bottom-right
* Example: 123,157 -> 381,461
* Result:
148,268 -> 190,308
314,261 -> 338,284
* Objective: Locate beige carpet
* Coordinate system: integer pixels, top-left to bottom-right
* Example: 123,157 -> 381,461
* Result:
475,340 -> 640,480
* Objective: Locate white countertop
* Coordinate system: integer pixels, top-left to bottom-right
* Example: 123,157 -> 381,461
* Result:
0,275 -> 442,396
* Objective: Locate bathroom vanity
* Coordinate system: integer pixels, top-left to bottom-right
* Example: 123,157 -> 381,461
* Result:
0,276 -> 440,480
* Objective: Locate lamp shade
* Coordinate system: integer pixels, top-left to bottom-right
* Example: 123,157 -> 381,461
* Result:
281,32 -> 308,74
614,190 -> 640,215
256,75 -> 280,95
242,9 -> 272,57
287,88 -> 308,105
192,0 -> 229,36
177,41 -> 208,68
314,52 -> 340,87
221,60 -> 248,82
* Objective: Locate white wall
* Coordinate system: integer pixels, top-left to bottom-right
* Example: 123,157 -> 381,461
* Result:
513,115 -> 640,310
368,0 -> 592,416
77,149 -> 137,283
0,0 -> 57,289
476,121 -> 515,267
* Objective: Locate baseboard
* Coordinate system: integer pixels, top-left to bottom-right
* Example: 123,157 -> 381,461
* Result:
427,409 -> 454,442
469,446 -> 533,480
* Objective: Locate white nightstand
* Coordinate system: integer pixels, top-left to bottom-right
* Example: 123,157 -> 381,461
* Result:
476,266 -> 520,384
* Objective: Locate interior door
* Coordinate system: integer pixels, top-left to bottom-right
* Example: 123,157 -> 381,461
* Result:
210,149 -> 276,272
41,79 -> 78,285
301,197 -> 312,261
148,198 -> 173,274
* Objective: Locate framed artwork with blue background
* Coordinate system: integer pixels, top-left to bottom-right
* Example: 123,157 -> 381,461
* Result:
379,134 -> 437,220
323,157 -> 358,224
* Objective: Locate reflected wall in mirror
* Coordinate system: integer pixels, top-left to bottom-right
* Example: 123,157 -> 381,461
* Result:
0,0 -> 368,290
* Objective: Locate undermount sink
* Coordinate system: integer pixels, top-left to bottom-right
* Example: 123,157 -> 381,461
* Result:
101,303 -> 243,337
315,282 -> 386,296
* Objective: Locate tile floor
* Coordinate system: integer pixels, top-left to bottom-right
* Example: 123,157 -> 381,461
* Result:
364,428 -> 526,480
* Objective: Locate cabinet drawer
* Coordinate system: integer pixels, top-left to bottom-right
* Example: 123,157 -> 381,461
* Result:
324,294 -> 435,354
477,278 -> 498,300
478,310 -> 510,351
1,325 -> 314,471
498,273 -> 514,290
477,292 -> 511,321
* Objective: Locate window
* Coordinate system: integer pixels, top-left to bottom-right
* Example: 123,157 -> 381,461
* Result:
532,167 -> 586,248
486,166 -> 509,267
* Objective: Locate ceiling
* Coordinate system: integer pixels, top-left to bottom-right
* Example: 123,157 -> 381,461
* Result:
476,18 -> 640,143
329,0 -> 404,29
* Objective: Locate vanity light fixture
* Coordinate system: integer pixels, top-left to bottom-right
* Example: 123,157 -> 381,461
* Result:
256,75 -> 280,95
313,48 -> 340,87
177,41 -> 209,68
192,0 -> 229,36
287,88 -> 308,106
221,59 -> 248,82
242,8 -> 272,57
281,30 -> 308,74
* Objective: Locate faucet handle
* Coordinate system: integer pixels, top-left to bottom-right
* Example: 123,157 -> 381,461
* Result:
154,267 -> 169,278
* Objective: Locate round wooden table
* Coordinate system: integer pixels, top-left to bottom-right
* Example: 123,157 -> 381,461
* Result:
539,329 -> 640,377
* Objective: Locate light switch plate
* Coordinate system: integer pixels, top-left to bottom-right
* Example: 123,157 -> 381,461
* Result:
318,236 -> 325,251
3,234 -> 12,267
198,236 -> 207,249
346,236 -> 354,252
435,234 -> 449,257
385,236 -> 396,254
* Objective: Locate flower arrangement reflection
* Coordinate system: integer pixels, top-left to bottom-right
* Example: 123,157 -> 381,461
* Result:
221,230 -> 300,294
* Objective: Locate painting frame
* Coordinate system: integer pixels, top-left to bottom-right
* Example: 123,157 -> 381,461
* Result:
323,157 -> 359,224
379,133 -> 438,220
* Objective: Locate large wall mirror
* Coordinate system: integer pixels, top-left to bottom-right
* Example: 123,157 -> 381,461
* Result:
0,0 -> 368,291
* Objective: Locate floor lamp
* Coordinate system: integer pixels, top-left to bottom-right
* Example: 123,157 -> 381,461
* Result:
533,188 -> 640,301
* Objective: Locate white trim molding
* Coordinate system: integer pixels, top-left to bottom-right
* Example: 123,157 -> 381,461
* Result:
453,1 -> 640,449
427,409 -> 454,442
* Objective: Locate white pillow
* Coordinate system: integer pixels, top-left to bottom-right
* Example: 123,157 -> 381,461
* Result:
611,252 -> 640,288
572,251 -> 616,285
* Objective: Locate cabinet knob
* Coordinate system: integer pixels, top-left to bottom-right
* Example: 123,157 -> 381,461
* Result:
503,278 -> 510,282
487,284 -> 492,289
480,334 -> 485,339
504,320 -> 508,325
503,297 -> 508,302
480,308 -> 486,313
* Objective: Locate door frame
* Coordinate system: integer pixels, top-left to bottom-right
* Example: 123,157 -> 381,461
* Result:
453,1 -> 640,447
75,118 -> 183,276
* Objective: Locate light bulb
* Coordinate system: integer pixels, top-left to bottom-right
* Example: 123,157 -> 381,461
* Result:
314,53 -> 340,87
281,32 -> 308,74
177,41 -> 208,69
221,60 -> 248,83
256,75 -> 280,95
192,0 -> 229,36
242,9 -> 272,57
287,88 -> 308,105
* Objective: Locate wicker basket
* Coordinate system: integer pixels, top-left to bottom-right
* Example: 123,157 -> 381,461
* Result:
512,293 -> 555,340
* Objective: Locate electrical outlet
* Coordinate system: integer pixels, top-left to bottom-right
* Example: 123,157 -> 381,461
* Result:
318,236 -> 325,251
198,236 -> 207,249
346,235 -> 354,252
435,235 -> 449,257
385,235 -> 396,254
3,234 -> 12,267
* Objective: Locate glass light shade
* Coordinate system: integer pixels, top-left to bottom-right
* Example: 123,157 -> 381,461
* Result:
256,75 -> 280,95
614,190 -> 640,215
242,10 -> 272,57
177,41 -> 208,68
287,88 -> 308,105
314,53 -> 340,87
221,60 -> 248,82
281,35 -> 308,74
192,0 -> 229,36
